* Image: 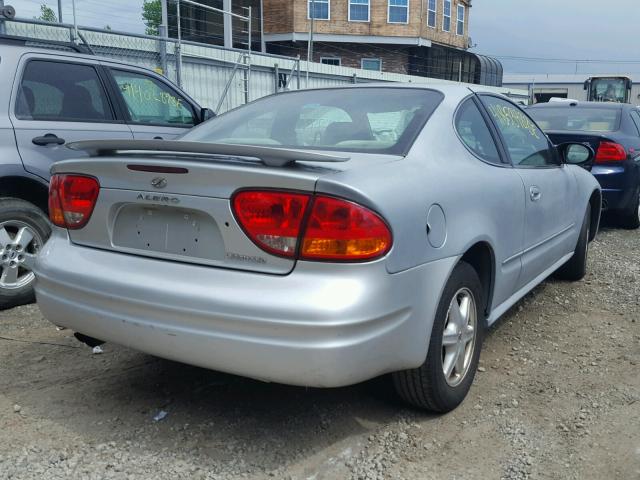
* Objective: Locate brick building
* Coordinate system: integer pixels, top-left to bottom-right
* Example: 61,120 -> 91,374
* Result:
262,0 -> 502,85
169,0 -> 503,85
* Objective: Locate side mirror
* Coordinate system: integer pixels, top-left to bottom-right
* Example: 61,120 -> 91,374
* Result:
557,142 -> 595,170
199,107 -> 216,124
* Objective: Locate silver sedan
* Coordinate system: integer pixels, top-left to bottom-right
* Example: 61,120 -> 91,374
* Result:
34,85 -> 601,412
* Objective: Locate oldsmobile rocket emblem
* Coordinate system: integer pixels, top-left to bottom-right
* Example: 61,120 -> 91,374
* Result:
151,177 -> 168,189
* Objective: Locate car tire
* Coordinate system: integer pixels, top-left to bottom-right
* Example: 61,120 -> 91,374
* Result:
618,189 -> 640,230
0,198 -> 51,310
556,204 -> 591,281
392,261 -> 484,413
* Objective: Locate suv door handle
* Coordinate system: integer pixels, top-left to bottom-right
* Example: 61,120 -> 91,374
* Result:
529,186 -> 542,202
32,134 -> 65,146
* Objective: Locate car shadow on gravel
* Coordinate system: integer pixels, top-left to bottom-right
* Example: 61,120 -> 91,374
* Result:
5,327 -> 439,470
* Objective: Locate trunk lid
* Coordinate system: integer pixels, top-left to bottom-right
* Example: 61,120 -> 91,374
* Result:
52,151 -> 400,275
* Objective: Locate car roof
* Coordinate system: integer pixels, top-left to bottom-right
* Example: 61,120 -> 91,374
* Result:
271,83 -> 515,104
0,39 -> 149,69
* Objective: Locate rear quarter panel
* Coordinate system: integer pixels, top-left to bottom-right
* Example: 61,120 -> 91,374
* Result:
316,92 -> 527,312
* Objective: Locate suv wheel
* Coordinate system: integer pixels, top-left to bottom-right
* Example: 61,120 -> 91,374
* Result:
0,198 -> 51,310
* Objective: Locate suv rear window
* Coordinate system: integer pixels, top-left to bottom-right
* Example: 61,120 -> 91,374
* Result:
183,88 -> 444,155
528,107 -> 621,132
16,60 -> 113,122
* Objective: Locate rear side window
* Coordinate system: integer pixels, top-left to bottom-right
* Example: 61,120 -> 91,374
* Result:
527,106 -> 621,133
16,60 -> 113,122
111,69 -> 195,127
455,98 -> 501,164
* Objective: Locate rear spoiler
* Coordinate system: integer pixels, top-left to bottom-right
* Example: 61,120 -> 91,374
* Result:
67,140 -> 350,167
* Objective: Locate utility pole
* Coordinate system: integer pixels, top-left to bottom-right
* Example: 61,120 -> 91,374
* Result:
161,0 -> 168,32
259,0 -> 265,53
58,0 -> 63,23
306,0 -> 315,86
223,0 -> 232,49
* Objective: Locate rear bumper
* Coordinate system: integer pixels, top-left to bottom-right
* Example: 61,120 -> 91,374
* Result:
34,231 -> 456,387
592,164 -> 637,211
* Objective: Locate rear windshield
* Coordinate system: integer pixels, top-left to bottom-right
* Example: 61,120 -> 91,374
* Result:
528,107 -> 621,132
182,88 -> 444,155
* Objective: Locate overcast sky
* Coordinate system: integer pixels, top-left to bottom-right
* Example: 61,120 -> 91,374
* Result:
470,0 -> 640,75
12,0 -> 640,75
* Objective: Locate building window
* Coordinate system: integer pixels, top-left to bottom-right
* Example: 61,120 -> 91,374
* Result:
308,0 -> 329,20
349,0 -> 370,22
321,57 -> 341,66
388,0 -> 409,24
361,58 -> 382,71
456,4 -> 465,35
443,0 -> 451,31
427,0 -> 436,28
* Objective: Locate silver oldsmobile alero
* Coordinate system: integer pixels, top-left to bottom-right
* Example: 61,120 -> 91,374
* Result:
34,85 -> 601,412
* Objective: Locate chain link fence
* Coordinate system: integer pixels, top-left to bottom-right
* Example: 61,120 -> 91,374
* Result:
1,17 -> 528,113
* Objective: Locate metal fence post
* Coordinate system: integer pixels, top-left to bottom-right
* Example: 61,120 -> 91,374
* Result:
175,0 -> 183,87
158,25 -> 168,77
0,0 -> 5,35
71,0 -> 78,42
245,6 -> 252,103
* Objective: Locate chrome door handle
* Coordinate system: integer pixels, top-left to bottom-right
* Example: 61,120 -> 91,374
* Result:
529,186 -> 542,202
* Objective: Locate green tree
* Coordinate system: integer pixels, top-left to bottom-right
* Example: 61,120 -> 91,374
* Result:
35,4 -> 57,23
142,0 -> 162,36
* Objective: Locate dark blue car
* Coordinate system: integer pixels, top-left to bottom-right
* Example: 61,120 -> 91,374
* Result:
528,101 -> 640,229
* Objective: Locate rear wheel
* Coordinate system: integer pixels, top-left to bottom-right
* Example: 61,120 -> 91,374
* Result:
0,198 -> 51,310
392,261 -> 484,412
556,204 -> 590,281
618,189 -> 640,230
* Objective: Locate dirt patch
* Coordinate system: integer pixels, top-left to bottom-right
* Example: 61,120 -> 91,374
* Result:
1,227 -> 638,480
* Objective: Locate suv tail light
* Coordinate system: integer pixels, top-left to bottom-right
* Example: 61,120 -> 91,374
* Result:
595,141 -> 627,163
49,174 -> 100,229
232,190 -> 392,262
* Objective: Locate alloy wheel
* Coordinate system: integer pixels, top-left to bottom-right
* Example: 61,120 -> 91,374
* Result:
442,287 -> 477,387
0,221 -> 43,290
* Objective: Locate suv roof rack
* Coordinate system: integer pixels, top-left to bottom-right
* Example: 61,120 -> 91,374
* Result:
0,34 -> 94,55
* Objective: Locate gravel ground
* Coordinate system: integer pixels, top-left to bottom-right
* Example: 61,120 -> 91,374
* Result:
1,225 -> 639,480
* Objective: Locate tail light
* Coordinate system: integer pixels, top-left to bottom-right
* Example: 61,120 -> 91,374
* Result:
595,141 -> 627,163
232,191 -> 310,257
49,174 -> 100,229
232,190 -> 392,262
